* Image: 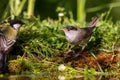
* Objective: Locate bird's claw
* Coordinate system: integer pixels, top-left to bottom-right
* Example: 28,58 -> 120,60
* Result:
65,49 -> 72,55
71,53 -> 81,60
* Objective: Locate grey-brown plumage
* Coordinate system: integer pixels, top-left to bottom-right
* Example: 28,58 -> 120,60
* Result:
0,19 -> 24,73
61,17 -> 99,59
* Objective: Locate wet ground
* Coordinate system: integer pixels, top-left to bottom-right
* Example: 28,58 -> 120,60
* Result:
0,73 -> 120,80
51,50 -> 120,71
1,50 -> 120,80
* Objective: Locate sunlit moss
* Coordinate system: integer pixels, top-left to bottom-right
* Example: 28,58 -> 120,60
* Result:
7,14 -> 120,76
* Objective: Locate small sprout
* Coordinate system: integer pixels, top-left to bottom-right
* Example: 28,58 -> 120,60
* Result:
58,75 -> 65,80
116,44 -> 120,53
117,62 -> 120,67
0,74 -> 3,78
58,64 -> 66,71
58,13 -> 64,17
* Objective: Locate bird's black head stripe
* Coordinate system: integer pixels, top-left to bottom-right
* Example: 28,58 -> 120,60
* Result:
9,19 -> 24,27
66,26 -> 77,31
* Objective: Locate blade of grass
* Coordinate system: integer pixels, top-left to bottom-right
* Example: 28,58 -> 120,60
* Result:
87,2 -> 120,13
16,0 -> 27,16
90,52 -> 104,73
27,0 -> 36,18
77,0 -> 86,25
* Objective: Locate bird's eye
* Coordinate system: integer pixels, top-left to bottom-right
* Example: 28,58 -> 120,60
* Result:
67,29 -> 70,31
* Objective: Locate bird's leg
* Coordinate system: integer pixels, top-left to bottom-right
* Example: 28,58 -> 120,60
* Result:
72,45 -> 86,59
65,49 -> 72,55
65,44 -> 75,56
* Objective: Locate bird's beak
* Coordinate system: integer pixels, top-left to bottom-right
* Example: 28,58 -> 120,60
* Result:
60,28 -> 66,31
60,28 -> 64,30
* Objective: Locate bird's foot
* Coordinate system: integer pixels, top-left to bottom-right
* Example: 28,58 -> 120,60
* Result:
64,49 -> 72,55
71,53 -> 81,60
71,49 -> 84,60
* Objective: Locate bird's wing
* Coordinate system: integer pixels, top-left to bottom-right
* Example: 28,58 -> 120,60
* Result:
83,28 -> 93,38
6,39 -> 16,50
78,28 -> 93,44
0,33 -> 7,50
0,33 -> 15,53
78,28 -> 91,37
0,23 -> 9,32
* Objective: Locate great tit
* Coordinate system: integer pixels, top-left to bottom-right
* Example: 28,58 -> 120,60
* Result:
0,19 -> 24,73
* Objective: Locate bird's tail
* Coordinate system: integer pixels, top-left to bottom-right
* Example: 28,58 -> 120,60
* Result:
0,53 -> 6,73
88,17 -> 99,28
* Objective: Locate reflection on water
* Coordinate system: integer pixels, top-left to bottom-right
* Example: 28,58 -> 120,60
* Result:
0,75 -> 33,80
0,73 -> 119,80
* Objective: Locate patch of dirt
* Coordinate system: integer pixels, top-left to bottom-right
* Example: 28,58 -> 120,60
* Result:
51,50 -> 120,71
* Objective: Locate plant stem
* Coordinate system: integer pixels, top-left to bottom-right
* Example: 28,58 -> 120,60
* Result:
77,0 -> 86,25
27,0 -> 36,18
9,0 -> 14,19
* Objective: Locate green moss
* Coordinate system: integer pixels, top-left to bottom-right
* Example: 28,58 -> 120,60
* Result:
7,14 -> 120,77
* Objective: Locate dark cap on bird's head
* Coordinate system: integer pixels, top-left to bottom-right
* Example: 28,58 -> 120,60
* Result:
9,19 -> 24,26
8,19 -> 24,30
61,26 -> 77,31
66,26 -> 77,31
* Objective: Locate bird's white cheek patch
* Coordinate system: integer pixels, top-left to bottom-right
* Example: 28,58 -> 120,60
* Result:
13,24 -> 21,30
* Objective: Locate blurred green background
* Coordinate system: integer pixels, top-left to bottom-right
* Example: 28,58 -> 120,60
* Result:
0,0 -> 120,22
0,0 -> 120,75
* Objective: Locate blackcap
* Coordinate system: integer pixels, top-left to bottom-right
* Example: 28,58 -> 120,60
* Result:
61,17 -> 99,59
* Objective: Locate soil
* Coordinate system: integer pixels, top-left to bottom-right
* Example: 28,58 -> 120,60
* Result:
51,50 -> 120,71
